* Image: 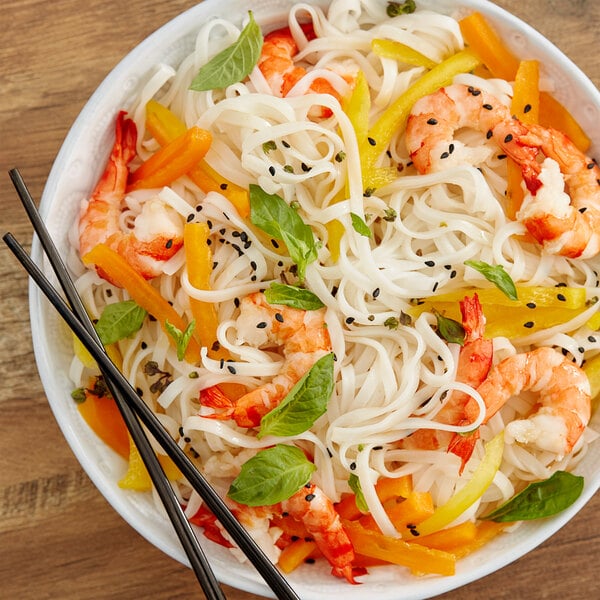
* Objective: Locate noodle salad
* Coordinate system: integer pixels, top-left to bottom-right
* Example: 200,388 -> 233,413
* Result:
68,0 -> 600,584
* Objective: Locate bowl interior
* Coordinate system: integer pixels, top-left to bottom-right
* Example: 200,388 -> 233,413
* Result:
30,1 -> 600,598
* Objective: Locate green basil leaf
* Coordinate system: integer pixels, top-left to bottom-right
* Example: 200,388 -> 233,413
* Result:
348,473 -> 369,513
249,184 -> 317,281
189,11 -> 263,92
350,212 -> 372,238
264,282 -> 325,310
227,444 -> 316,506
464,260 -> 518,300
434,310 -> 465,345
258,353 -> 335,438
95,300 -> 147,346
165,319 -> 196,361
482,470 -> 584,522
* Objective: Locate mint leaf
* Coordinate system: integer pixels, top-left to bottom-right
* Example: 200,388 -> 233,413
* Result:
165,319 -> 196,361
350,212 -> 372,238
264,282 -> 325,310
258,353 -> 334,438
190,11 -> 263,91
482,470 -> 584,522
464,260 -> 518,300
227,444 -> 316,506
348,473 -> 369,513
95,300 -> 147,346
249,184 -> 317,281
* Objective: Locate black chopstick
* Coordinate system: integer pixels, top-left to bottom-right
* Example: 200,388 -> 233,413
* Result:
7,172 -> 226,600
5,170 -> 300,600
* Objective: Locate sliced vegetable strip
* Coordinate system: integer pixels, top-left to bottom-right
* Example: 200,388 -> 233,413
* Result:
361,49 -> 481,189
343,520 -> 456,575
413,432 -> 504,538
372,38 -> 437,69
145,100 -> 250,216
278,539 -> 319,574
83,243 -> 200,363
127,125 -> 212,191
183,222 -> 228,359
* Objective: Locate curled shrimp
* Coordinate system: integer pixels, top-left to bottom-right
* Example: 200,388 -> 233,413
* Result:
281,482 -> 359,583
257,22 -> 354,116
78,111 -> 184,281
403,295 -> 493,471
459,346 -> 591,458
405,83 -> 511,173
200,291 -> 332,427
496,120 -> 600,258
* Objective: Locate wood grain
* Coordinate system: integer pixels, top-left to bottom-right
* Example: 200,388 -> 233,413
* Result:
1,1 -> 599,598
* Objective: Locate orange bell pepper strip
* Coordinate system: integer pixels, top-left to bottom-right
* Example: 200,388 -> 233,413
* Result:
145,100 -> 250,217
506,59 -> 540,219
183,222 -> 229,360
408,521 -> 477,551
343,519 -> 456,575
359,491 -> 434,534
127,125 -> 212,192
459,11 -> 590,152
335,493 -> 364,521
278,538 -> 319,574
77,388 -> 130,459
375,474 -> 413,502
447,521 -> 506,559
82,243 -> 200,363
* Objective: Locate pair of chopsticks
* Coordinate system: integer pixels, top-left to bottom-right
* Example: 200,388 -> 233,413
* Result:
4,168 -> 300,600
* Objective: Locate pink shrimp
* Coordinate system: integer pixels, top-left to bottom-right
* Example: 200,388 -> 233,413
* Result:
495,120 -> 600,258
78,111 -> 184,282
402,295 -> 493,471
405,83 -> 512,173
257,22 -> 354,116
458,346 -> 591,457
200,291 -> 332,427
281,482 -> 359,583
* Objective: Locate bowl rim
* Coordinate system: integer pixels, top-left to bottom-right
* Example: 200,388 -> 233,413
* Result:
29,1 -> 600,598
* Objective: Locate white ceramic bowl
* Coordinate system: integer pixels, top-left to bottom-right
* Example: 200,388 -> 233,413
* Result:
30,1 -> 600,598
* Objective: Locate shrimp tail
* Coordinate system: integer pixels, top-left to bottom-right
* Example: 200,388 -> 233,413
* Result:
447,431 -> 479,473
200,385 -> 235,420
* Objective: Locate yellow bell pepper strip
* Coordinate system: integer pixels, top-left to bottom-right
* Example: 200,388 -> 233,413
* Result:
583,353 -> 600,412
371,38 -> 437,69
183,222 -> 229,360
72,331 -> 123,370
361,49 -> 481,190
506,60 -> 540,219
411,432 -> 504,538
83,243 -> 200,363
127,125 -> 212,192
410,286 -> 590,339
459,12 -> 591,152
343,519 -> 456,575
118,434 -> 182,491
77,387 -> 130,459
145,100 -> 250,217
278,538 -> 319,574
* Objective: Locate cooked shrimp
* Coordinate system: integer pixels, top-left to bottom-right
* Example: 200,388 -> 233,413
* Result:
405,83 -> 511,173
200,291 -> 332,427
257,22 -> 353,116
495,120 -> 600,258
403,295 -> 492,470
461,346 -> 591,457
281,482 -> 358,583
78,111 -> 184,281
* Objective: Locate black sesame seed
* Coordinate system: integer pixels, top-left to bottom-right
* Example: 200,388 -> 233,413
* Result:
350,462 -> 356,470
432,281 -> 439,292
275,312 -> 284,323
368,314 -> 375,321
373,287 -> 380,298
497,154 -> 507,160
486,129 -> 493,139
504,134 -> 513,143
440,151 -> 450,159
184,436 -> 191,443
367,136 -> 377,146
483,103 -> 493,110
219,358 -> 225,368
220,182 -> 228,190
578,346 -> 585,354
450,270 -> 457,279
425,260 -> 435,267
282,140 -> 291,148
165,239 -> 173,249
468,86 -> 481,96
327,447 -> 333,457
234,297 -> 240,308
268,165 -> 276,176
373,445 -> 383,451
588,162 -> 596,169
526,302 -> 536,309
136,387 -> 144,397
256,321 -> 268,329
523,104 -> 532,113
271,239 -> 280,248
557,293 -> 567,302
250,260 -> 257,271
178,427 -> 185,436
448,143 -> 455,154
301,162 -> 311,172
195,204 -> 203,211
305,494 -> 316,502
589,336 -> 597,343
141,341 -> 147,350
427,118 -> 438,125
409,528 -> 420,537
524,321 -> 534,328
579,207 -> 588,213
304,558 -> 316,564
227,365 -> 237,374
346,317 -> 355,324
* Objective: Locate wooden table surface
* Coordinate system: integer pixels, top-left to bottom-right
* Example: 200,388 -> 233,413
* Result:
2,1 -> 599,598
